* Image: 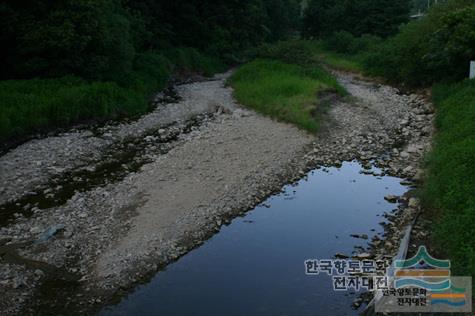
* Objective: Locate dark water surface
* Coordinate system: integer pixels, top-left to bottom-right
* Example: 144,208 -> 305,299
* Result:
100,161 -> 407,316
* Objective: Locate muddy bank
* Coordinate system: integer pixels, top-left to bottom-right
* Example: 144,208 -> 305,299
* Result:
0,70 -> 434,315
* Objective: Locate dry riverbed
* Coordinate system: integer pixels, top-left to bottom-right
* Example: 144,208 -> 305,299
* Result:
0,70 -> 434,314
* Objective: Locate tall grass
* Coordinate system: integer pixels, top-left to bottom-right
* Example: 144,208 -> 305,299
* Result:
422,80 -> 475,276
0,78 -> 145,142
0,48 -> 225,143
229,59 -> 345,132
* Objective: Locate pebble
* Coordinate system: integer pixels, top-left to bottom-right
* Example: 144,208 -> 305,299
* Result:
353,253 -> 373,260
384,195 -> 399,203
408,197 -> 420,209
335,253 -> 350,259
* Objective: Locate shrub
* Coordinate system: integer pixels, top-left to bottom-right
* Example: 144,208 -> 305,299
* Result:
130,52 -> 172,94
362,0 -> 475,86
161,48 -> 225,76
428,6 -> 475,82
321,32 -> 382,55
324,31 -> 356,54
351,34 -> 382,53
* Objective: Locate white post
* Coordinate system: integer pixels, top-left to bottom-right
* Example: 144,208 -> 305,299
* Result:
470,61 -> 475,79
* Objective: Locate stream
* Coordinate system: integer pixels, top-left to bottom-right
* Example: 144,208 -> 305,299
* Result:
100,161 -> 408,316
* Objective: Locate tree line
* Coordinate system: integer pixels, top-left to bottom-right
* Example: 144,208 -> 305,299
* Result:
0,0 -> 302,82
302,0 -> 412,38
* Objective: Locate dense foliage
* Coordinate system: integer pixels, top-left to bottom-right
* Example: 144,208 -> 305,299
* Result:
0,0 -> 301,82
302,0 -> 412,38
305,0 -> 474,87
362,0 -> 475,86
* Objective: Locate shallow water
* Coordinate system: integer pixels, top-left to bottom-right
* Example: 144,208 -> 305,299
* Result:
100,161 -> 407,316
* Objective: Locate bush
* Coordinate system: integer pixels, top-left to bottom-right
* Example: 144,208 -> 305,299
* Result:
161,48 -> 226,76
130,52 -> 172,95
429,6 -> 475,82
321,32 -> 382,55
351,34 -> 383,53
362,0 -> 475,86
324,31 -> 356,54
360,38 -> 409,83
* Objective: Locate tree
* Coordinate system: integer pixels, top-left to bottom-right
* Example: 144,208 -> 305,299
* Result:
1,0 -> 302,80
302,0 -> 336,37
1,0 -> 135,81
302,0 -> 412,38
264,0 -> 302,41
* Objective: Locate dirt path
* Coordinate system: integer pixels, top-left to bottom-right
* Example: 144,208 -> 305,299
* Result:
0,70 -> 434,315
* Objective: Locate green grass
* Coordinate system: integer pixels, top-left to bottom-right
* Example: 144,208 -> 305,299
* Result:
0,77 -> 147,142
229,59 -> 346,132
257,39 -> 364,73
422,80 -> 475,277
315,51 -> 363,73
0,49 -> 225,144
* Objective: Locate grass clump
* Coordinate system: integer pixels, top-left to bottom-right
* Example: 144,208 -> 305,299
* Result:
422,80 -> 475,276
0,77 -> 145,142
229,59 -> 345,132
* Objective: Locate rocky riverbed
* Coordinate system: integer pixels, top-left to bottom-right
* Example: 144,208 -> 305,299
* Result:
0,70 -> 434,315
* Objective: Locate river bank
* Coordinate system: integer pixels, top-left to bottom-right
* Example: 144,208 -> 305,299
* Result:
0,70 -> 434,314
